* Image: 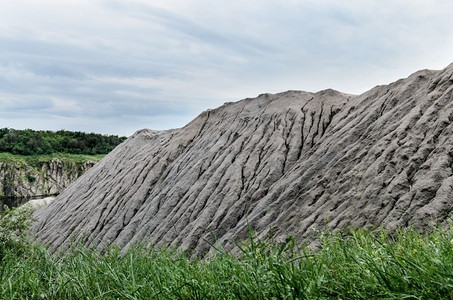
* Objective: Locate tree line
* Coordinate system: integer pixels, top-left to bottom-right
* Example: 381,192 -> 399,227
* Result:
0,128 -> 127,155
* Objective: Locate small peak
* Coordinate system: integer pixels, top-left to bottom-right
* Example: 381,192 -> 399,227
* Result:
276,90 -> 307,97
131,128 -> 161,138
315,88 -> 342,96
257,93 -> 272,99
408,68 -> 436,79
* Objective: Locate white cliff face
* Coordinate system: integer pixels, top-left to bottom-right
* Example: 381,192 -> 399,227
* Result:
33,63 -> 453,256
0,159 -> 96,199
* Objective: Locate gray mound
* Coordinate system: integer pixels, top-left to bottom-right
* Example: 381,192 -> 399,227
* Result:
33,63 -> 453,255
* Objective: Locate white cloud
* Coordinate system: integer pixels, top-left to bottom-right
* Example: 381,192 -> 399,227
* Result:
0,0 -> 453,135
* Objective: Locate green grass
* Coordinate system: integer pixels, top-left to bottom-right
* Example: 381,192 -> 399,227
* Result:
1,222 -> 452,299
0,152 -> 105,168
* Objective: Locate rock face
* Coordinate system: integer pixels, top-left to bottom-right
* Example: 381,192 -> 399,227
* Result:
34,63 -> 453,255
0,159 -> 96,205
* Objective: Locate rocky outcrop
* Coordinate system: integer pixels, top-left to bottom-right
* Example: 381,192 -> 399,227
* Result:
33,63 -> 453,256
0,159 -> 96,205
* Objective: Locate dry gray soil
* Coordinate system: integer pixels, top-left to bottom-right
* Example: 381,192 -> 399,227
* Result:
34,63 -> 453,256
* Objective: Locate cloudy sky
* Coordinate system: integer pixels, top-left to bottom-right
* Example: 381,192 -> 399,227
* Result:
1,0 -> 453,136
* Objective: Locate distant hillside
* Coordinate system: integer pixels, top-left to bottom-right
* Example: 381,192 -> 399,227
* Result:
0,128 -> 127,156
34,63 -> 453,256
0,153 -> 103,204
0,129 -> 127,204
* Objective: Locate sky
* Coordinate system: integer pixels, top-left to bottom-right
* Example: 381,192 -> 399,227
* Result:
1,0 -> 453,136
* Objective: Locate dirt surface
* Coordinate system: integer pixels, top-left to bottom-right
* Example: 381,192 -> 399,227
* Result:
33,63 -> 453,256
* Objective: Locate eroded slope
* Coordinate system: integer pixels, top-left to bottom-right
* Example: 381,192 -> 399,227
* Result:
221,66 -> 453,250
33,64 -> 453,255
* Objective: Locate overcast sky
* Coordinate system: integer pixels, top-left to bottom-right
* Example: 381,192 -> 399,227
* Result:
1,0 -> 453,136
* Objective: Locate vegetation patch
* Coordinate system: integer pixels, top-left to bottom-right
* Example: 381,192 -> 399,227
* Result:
0,152 -> 105,169
1,207 -> 452,299
0,128 -> 126,156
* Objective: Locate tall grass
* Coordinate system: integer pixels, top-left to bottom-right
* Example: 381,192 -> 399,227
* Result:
0,223 -> 452,299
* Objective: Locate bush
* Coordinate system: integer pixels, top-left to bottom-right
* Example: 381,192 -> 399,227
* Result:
0,205 -> 34,256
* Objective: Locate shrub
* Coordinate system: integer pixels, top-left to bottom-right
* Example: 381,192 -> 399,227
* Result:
0,205 -> 34,256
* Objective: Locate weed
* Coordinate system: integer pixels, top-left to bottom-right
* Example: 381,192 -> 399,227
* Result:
0,210 -> 452,299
